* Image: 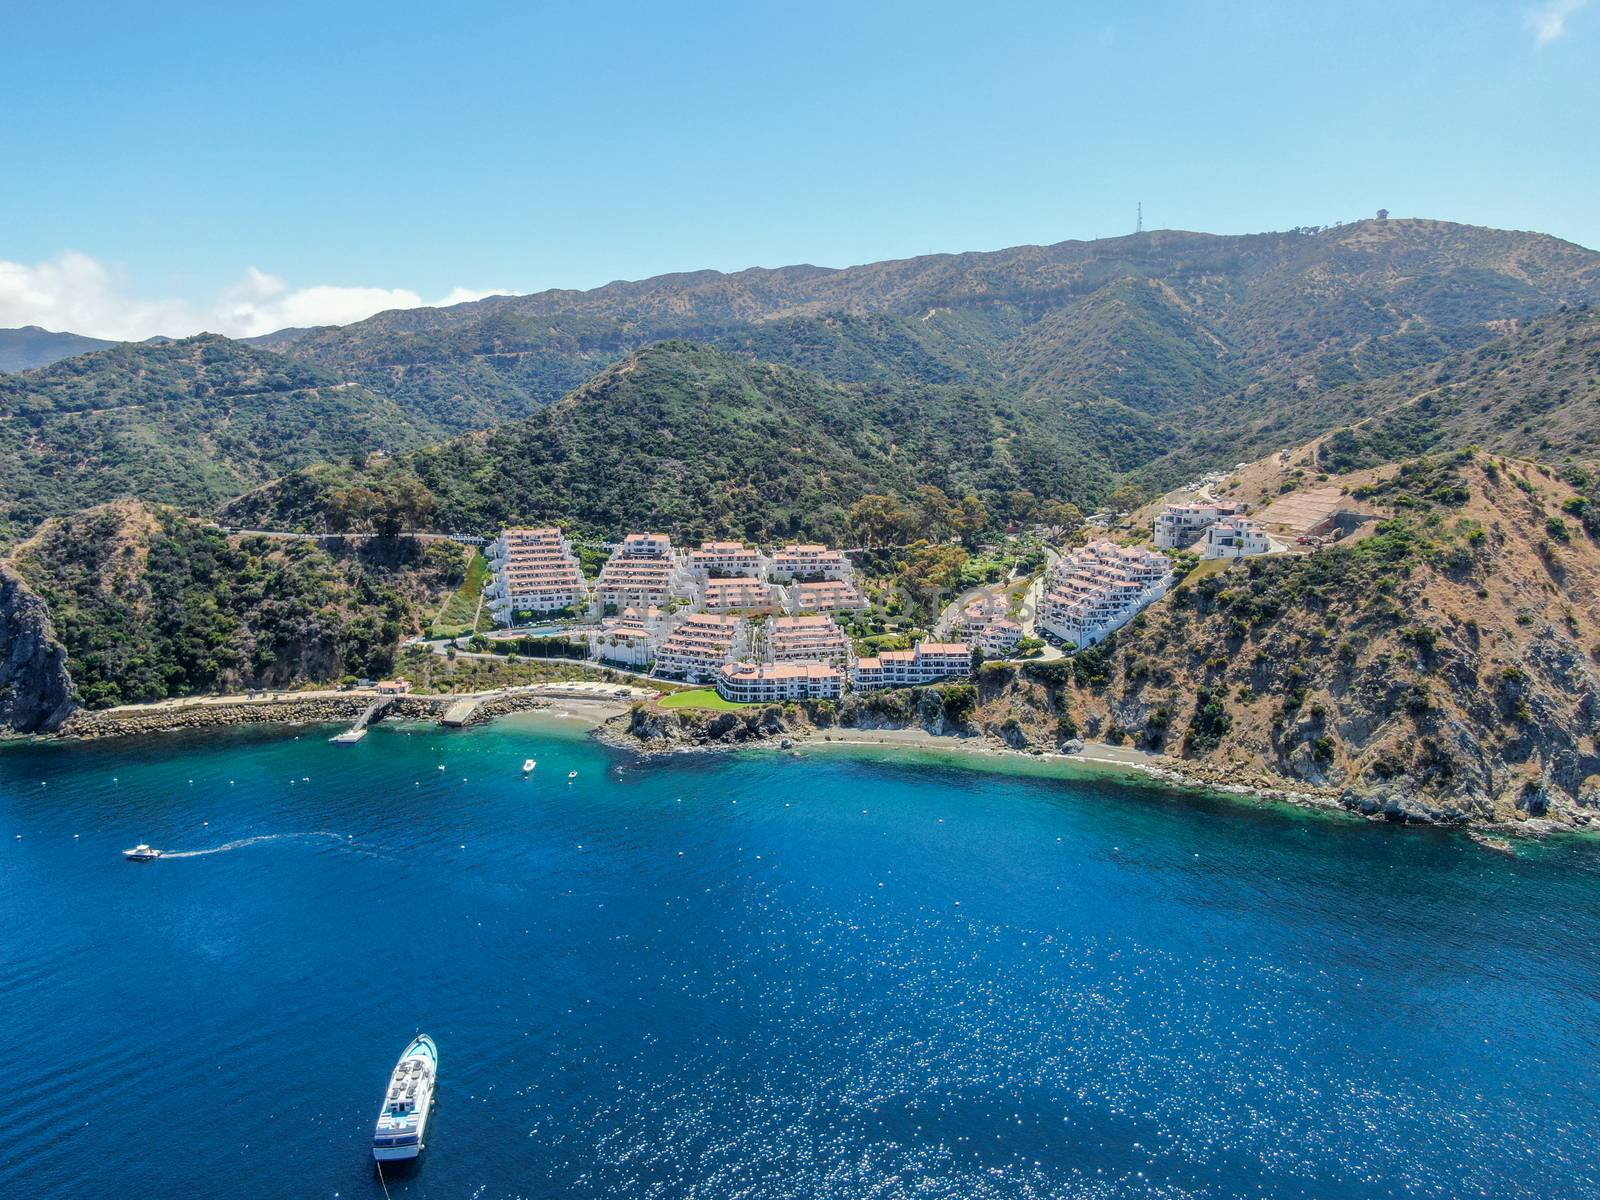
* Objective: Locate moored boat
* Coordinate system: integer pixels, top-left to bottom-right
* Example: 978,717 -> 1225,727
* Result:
372,1034 -> 438,1162
522,759 -> 536,773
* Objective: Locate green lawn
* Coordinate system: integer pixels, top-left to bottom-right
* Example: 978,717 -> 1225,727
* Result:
657,687 -> 750,711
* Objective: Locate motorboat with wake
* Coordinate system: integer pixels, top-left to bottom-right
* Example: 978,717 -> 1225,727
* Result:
372,1034 -> 438,1161
123,844 -> 163,861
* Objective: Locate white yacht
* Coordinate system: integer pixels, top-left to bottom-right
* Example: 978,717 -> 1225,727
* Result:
123,844 -> 162,861
372,1034 -> 438,1162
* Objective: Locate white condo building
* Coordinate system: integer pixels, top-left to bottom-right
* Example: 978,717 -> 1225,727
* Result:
851,641 -> 972,690
689,540 -> 764,578
770,544 -> 852,582
486,527 -> 587,622
955,593 -> 1023,658
590,606 -> 668,668
1038,541 -> 1172,648
976,617 -> 1022,656
702,577 -> 777,612
653,614 -> 746,682
716,660 -> 844,703
598,532 -> 691,608
791,578 -> 867,613
768,615 -> 851,665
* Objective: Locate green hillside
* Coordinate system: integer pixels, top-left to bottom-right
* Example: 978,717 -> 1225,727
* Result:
280,220 -> 1600,464
0,334 -> 434,543
1309,305 -> 1600,473
11,500 -> 466,707
223,342 -> 1119,542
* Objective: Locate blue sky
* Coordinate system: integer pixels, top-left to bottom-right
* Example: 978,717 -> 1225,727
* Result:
1,0 -> 1594,337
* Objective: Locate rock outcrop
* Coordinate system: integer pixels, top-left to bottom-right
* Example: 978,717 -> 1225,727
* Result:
0,564 -> 75,733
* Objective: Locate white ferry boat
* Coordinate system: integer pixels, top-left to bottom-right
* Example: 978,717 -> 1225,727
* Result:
372,1034 -> 438,1161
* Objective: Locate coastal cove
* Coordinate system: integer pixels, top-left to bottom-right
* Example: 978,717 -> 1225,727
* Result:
21,688 -> 1362,830
5,712 -> 1600,1199
17,686 -> 1579,836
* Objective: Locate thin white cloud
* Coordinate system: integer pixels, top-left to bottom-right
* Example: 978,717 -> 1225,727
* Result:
0,251 -> 509,341
1525,0 -> 1588,45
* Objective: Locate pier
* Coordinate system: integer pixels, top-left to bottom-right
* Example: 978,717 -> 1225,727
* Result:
329,695 -> 397,743
440,697 -> 484,727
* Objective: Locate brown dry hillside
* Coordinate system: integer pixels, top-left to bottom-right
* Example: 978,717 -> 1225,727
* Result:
976,451 -> 1600,827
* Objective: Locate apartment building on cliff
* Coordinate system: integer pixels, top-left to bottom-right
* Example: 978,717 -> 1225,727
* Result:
653,613 -> 746,682
486,527 -> 587,623
1037,541 -> 1171,648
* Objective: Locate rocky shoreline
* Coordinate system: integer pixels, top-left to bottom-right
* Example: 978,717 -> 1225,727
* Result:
594,699 -> 1582,837
20,684 -> 1582,839
43,684 -> 646,741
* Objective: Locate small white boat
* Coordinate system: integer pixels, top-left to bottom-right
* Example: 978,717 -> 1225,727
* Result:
522,759 -> 536,773
567,770 -> 578,780
123,844 -> 162,861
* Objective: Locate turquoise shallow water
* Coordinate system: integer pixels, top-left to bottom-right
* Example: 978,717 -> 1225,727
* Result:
2,715 -> 1598,1199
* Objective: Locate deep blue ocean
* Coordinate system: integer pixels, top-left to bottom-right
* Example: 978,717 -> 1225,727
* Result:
2,713 -> 1597,1199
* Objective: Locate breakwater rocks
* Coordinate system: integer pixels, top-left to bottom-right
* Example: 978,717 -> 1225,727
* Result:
62,696 -> 373,739
51,685 -> 635,742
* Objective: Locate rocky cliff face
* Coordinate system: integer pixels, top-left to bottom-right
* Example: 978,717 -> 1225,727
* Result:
0,564 -> 75,733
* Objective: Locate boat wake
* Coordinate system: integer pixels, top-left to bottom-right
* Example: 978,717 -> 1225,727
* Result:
158,832 -> 345,859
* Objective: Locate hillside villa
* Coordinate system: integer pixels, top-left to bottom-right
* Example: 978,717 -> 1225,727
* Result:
1153,501 -> 1247,550
1199,516 -> 1278,560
